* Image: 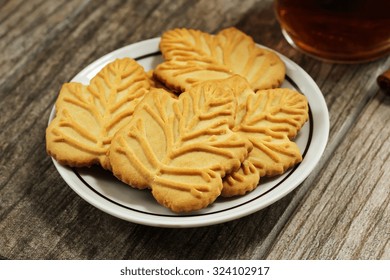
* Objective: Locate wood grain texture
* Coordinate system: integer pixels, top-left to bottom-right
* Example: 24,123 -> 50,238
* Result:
0,0 -> 389,260
266,93 -> 390,259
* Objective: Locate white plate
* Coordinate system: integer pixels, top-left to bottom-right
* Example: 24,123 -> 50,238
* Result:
49,37 -> 329,228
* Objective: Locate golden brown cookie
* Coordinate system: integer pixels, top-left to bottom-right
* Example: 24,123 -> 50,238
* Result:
46,58 -> 150,169
109,77 -> 253,212
146,69 -> 177,98
154,27 -> 285,93
221,76 -> 309,197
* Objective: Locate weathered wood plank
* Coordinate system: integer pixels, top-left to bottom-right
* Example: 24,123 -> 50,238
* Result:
265,92 -> 390,259
1,0 -> 389,260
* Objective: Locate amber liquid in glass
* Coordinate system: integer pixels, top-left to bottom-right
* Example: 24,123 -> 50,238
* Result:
275,0 -> 390,62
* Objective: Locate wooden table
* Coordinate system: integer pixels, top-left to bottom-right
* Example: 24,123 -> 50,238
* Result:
1,0 -> 389,260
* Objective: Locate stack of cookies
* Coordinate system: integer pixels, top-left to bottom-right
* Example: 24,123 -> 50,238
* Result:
46,27 -> 308,213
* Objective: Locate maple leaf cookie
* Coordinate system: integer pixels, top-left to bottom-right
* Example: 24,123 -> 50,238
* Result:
154,27 -> 285,93
46,58 -> 150,169
109,77 -> 253,212
221,76 -> 309,197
